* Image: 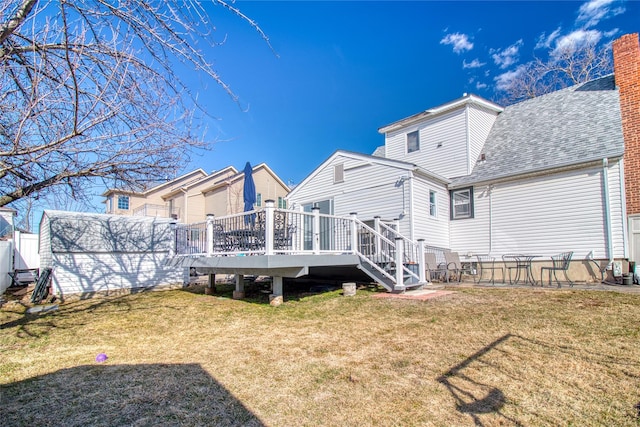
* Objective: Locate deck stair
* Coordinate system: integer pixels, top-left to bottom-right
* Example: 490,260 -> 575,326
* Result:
172,205 -> 431,293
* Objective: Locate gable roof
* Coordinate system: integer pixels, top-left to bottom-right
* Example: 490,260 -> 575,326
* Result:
102,168 -> 207,197
200,163 -> 291,195
287,150 -> 450,199
378,94 -> 503,134
451,75 -> 625,187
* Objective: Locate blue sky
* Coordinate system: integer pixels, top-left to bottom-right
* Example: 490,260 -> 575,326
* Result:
187,0 -> 637,187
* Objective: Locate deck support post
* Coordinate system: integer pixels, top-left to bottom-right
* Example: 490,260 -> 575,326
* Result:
265,200 -> 275,255
205,273 -> 216,295
312,206 -> 320,255
350,213 -> 358,254
395,237 -> 404,288
206,214 -> 214,256
233,274 -> 245,299
418,239 -> 427,283
270,276 -> 283,306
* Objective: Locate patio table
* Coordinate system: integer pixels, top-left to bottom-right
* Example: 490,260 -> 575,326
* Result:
226,229 -> 264,252
503,254 -> 540,286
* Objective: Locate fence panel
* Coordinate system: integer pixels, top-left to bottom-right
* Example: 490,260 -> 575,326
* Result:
0,240 -> 13,294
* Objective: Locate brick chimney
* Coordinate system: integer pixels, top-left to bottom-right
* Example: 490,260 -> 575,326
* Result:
613,33 -> 640,215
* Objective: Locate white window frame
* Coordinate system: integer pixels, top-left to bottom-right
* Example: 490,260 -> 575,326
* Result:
450,187 -> 473,220
117,195 -> 130,210
429,190 -> 437,217
407,130 -> 420,153
256,193 -> 262,207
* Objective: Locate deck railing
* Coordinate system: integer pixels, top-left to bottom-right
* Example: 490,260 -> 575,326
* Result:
173,200 -> 427,287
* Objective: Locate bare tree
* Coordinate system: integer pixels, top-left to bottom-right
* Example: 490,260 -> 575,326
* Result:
0,0 -> 270,213
496,38 -> 613,105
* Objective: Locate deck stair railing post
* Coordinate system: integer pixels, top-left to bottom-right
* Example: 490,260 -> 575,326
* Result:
206,214 -> 214,256
350,213 -> 358,253
312,206 -> 320,254
265,200 -> 275,255
374,216 -> 382,261
395,237 -> 404,288
418,239 -> 427,283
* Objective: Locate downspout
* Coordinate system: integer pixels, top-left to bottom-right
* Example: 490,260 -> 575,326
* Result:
488,185 -> 493,254
465,104 -> 472,175
602,158 -> 614,264
408,172 -> 415,241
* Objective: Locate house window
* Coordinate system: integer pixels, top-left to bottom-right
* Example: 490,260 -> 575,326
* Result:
278,197 -> 287,209
429,190 -> 437,217
407,130 -> 420,153
256,193 -> 262,207
117,195 -> 129,210
450,187 -> 473,219
334,163 -> 344,183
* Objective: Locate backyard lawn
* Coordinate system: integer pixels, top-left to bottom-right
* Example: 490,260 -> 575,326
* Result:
1,284 -> 639,426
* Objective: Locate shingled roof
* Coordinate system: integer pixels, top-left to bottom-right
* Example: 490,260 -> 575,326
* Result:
451,75 -> 625,187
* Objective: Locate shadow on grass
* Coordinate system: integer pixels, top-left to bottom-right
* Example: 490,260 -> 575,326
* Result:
0,363 -> 264,427
437,334 -> 520,426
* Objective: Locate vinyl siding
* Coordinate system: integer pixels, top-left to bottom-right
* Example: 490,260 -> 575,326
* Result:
468,104 -> 499,173
384,108 -> 468,179
40,212 -> 187,297
412,177 -> 450,248
50,252 -> 186,296
288,154 -> 413,235
204,188 -> 230,217
450,163 -> 625,259
39,215 -> 53,269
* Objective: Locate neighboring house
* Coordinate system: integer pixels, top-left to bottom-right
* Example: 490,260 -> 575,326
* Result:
288,33 -> 640,282
103,163 -> 290,223
39,211 -> 188,297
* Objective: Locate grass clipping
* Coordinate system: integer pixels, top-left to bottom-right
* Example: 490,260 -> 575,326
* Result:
1,285 -> 640,426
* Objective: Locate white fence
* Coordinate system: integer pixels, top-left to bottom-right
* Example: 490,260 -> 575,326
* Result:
0,241 -> 12,294
0,232 -> 41,295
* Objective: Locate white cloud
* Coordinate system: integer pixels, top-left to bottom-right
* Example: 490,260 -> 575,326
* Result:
577,0 -> 625,28
440,32 -> 474,54
494,65 -> 526,91
476,81 -> 488,90
463,58 -> 485,69
491,39 -> 524,69
551,29 -> 602,57
535,28 -> 562,50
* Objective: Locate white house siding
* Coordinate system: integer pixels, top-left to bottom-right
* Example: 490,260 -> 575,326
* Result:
449,186 -> 491,255
39,211 -> 187,297
39,217 -> 52,269
50,252 -> 185,296
411,177 -> 450,248
451,164 -> 625,259
467,105 -> 499,174
384,109 -> 468,179
288,154 -> 414,236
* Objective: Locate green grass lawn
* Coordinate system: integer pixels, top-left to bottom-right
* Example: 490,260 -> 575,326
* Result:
2,284 -> 640,426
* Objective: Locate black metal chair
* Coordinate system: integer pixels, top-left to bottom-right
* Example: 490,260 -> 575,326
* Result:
475,254 -> 504,285
540,251 -> 574,287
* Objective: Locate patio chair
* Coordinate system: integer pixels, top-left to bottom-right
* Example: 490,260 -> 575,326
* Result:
540,251 -> 574,287
475,254 -> 504,285
424,252 -> 447,282
213,223 -> 232,252
274,224 -> 296,251
444,251 -> 474,283
502,254 -> 521,285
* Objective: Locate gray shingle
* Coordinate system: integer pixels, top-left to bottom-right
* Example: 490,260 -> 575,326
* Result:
452,75 -> 625,187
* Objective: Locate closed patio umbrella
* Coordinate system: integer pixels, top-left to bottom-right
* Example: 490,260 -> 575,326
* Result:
243,162 -> 256,224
